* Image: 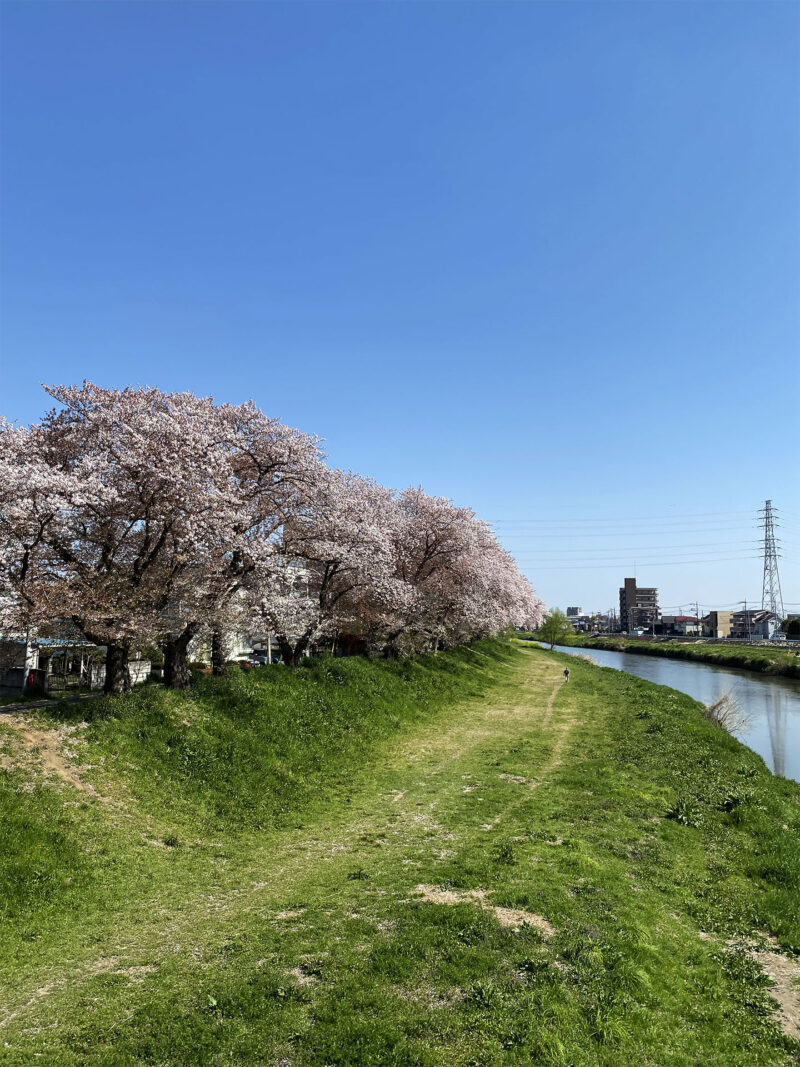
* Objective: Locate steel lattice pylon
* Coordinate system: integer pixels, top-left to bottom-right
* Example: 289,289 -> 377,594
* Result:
758,500 -> 784,620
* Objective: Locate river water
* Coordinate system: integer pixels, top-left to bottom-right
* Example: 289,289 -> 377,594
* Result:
552,644 -> 800,782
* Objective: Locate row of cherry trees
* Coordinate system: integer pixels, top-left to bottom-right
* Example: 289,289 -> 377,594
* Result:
0,384 -> 543,692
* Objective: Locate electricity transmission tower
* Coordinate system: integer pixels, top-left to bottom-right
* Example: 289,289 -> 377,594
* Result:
758,500 -> 784,619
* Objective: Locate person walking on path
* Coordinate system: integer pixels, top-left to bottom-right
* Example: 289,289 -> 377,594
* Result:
563,668 -> 570,682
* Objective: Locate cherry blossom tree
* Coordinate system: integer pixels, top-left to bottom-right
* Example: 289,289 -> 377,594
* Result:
433,534 -> 543,647
379,488 -> 481,652
248,469 -> 399,666
0,384 -> 542,691
0,385 -> 231,691
0,384 -> 321,691
0,417 -> 103,646
373,487 -> 543,653
156,399 -> 323,686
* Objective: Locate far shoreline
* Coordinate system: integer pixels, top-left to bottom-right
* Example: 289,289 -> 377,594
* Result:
556,635 -> 800,681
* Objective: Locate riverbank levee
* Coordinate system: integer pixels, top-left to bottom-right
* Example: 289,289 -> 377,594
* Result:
1,642 -> 799,1064
552,642 -> 800,782
567,635 -> 800,680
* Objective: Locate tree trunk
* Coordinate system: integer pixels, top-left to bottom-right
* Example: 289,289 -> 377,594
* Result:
277,635 -> 296,667
381,626 -> 404,659
277,634 -> 309,668
105,641 -> 132,694
211,630 -> 228,677
163,623 -> 198,689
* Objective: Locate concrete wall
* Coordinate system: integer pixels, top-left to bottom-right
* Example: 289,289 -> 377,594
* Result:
0,667 -> 47,697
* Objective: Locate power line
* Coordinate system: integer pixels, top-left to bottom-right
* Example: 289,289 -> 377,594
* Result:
512,556 -> 760,566
525,556 -> 761,571
510,501 -> 796,609
659,602 -> 760,612
492,523 -> 765,534
495,528 -> 759,540
491,516 -> 798,531
509,542 -> 761,558
489,509 -> 754,524
494,522 -> 757,531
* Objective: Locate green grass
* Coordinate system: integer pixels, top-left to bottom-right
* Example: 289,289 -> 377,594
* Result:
563,635 -> 800,679
1,643 -> 799,1065
39,645 -> 516,830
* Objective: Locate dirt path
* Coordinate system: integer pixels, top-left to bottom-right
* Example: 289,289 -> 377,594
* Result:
0,716 -> 99,795
0,692 -> 100,713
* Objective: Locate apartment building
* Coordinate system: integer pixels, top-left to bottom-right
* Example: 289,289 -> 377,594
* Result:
619,577 -> 659,632
702,611 -> 733,639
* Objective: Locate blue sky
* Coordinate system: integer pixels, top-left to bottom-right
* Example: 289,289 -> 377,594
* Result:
1,0 -> 798,614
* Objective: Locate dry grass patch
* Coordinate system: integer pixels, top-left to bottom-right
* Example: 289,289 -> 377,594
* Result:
751,949 -> 800,1041
1,717 -> 100,797
414,884 -> 555,936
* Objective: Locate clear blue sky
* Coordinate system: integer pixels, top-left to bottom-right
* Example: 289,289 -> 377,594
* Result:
1,1 -> 798,614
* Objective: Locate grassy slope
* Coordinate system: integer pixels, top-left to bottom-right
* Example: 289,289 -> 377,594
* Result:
564,636 -> 800,679
1,643 -> 799,1065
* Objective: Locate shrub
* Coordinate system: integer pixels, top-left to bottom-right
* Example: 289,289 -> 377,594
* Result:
703,692 -> 751,735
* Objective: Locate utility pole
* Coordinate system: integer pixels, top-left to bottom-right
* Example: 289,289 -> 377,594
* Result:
758,499 -> 785,620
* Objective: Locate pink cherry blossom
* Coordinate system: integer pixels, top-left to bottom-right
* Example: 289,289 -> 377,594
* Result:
0,383 -> 543,688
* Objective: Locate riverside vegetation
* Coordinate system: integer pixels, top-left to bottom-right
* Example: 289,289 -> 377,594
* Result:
561,636 -> 800,680
1,641 -> 799,1065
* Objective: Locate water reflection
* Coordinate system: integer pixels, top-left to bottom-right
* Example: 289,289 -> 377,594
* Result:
553,645 -> 800,782
766,692 -> 786,779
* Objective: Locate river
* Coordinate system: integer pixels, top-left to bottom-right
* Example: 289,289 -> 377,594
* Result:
553,644 -> 800,782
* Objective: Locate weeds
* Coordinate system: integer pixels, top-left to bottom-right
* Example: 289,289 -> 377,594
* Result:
491,841 -> 517,865
665,797 -> 703,826
704,691 -> 752,735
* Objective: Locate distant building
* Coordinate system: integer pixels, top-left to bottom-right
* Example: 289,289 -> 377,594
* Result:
619,578 -> 659,632
0,633 -> 149,696
661,615 -> 701,637
730,610 -> 783,641
702,611 -> 733,639
566,607 -> 582,617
